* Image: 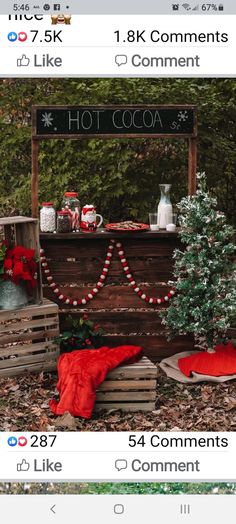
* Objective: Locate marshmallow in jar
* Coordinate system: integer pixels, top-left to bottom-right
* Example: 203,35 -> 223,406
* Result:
40,202 -> 56,232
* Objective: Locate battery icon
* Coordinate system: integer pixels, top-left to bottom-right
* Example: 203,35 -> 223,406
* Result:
218,4 -> 224,10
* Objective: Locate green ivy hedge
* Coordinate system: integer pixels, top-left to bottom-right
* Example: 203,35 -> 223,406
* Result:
0,78 -> 235,224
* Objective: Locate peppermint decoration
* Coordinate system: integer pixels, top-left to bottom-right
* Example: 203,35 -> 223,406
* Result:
40,240 -> 176,306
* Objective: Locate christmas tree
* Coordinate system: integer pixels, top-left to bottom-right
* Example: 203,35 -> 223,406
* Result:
161,172 -> 236,352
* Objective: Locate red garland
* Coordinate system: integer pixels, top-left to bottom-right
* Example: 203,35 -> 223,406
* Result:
40,240 -> 176,307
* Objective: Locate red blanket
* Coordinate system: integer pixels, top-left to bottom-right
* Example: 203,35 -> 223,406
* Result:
178,342 -> 236,377
50,345 -> 142,419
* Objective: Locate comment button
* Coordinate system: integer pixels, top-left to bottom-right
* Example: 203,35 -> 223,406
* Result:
115,55 -> 128,66
115,459 -> 128,472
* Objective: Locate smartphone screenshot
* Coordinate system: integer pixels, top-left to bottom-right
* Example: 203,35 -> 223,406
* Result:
0,0 -> 235,522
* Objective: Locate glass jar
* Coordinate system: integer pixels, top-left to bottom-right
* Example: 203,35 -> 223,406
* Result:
62,192 -> 81,231
57,210 -> 71,233
40,202 -> 56,233
62,192 -> 80,213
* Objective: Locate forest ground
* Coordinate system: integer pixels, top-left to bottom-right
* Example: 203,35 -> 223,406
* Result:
1,367 -> 236,431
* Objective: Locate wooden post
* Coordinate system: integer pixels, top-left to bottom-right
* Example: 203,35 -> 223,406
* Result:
31,139 -> 39,218
188,137 -> 197,195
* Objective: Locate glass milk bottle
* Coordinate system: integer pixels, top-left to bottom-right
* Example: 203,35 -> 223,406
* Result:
157,184 -> 173,229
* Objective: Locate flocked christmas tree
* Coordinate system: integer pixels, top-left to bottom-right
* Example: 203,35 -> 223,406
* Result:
161,172 -> 236,352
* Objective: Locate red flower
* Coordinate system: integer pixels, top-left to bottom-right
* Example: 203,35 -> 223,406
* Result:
13,260 -> 24,277
12,246 -> 27,259
83,314 -> 89,321
24,248 -> 36,261
3,258 -> 13,271
1,243 -> 37,291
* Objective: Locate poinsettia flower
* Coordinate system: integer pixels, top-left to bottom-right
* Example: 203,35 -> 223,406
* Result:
13,260 -> 24,277
2,243 -> 37,292
12,246 -> 27,258
4,258 -> 13,271
23,248 -> 36,261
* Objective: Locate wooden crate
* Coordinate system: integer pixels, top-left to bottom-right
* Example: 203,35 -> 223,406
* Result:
0,216 -> 43,304
95,356 -> 157,412
0,299 -> 60,377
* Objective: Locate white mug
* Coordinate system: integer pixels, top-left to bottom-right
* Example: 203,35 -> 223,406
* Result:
80,205 -> 103,231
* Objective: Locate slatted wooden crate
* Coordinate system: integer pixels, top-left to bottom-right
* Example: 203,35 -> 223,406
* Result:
0,299 -> 59,377
95,356 -> 157,412
0,216 -> 43,304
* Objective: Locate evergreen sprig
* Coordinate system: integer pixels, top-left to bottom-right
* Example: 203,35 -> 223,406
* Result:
56,314 -> 106,353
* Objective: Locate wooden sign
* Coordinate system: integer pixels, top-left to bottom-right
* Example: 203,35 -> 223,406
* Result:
31,104 -> 197,217
33,105 -> 196,138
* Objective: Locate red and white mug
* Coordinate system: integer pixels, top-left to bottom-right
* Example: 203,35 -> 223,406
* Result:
80,205 -> 103,231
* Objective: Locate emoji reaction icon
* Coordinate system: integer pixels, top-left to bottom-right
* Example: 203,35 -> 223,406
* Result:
18,32 -> 28,42
51,14 -> 71,24
8,436 -> 18,447
18,436 -> 28,447
8,32 -> 18,42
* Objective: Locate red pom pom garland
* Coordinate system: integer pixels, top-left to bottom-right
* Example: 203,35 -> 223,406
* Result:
40,240 -> 176,306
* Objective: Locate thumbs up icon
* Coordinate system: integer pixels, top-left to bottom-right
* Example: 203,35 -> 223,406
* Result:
17,459 -> 30,472
16,54 -> 30,67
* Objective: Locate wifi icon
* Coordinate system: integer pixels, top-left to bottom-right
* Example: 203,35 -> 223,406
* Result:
182,3 -> 191,9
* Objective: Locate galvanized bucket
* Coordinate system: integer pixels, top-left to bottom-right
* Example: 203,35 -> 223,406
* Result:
0,280 -> 29,310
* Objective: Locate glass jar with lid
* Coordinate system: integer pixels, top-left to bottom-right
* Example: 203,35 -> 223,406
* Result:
62,192 -> 81,213
40,202 -> 56,233
57,210 -> 71,233
62,192 -> 81,231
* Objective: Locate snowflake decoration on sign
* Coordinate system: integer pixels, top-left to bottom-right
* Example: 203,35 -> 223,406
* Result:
177,110 -> 189,122
41,112 -> 54,128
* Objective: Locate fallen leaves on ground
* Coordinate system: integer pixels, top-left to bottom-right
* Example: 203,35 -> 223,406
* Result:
1,368 -> 236,431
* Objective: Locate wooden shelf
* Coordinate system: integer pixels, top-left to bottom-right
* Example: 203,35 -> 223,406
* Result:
0,216 -> 37,226
40,228 -> 181,241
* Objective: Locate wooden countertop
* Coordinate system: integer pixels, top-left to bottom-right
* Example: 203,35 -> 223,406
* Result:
40,228 -> 181,240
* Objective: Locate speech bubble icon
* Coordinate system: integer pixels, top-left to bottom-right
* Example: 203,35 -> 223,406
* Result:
114,504 -> 125,515
115,55 -> 128,67
115,459 -> 128,471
